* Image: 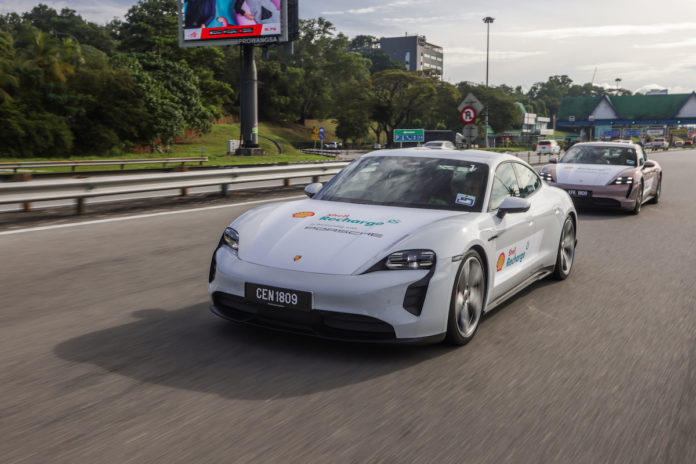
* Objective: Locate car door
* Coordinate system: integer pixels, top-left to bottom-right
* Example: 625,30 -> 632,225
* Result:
512,162 -> 558,271
488,162 -> 535,300
637,146 -> 659,197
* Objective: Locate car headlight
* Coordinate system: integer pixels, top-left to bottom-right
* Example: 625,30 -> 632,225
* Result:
222,227 -> 239,251
365,249 -> 436,273
612,176 -> 633,185
540,172 -> 555,182
386,250 -> 435,270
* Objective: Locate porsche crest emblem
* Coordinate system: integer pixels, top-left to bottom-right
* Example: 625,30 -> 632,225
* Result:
293,255 -> 302,262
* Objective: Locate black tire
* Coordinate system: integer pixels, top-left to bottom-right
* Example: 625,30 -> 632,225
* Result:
648,175 -> 661,204
446,250 -> 486,345
631,182 -> 643,215
552,216 -> 576,281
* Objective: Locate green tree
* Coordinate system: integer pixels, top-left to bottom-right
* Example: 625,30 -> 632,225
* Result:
335,78 -> 373,145
23,5 -> 117,54
16,26 -> 82,83
0,30 -> 18,102
527,75 -> 574,118
117,0 -> 178,57
371,70 -> 436,145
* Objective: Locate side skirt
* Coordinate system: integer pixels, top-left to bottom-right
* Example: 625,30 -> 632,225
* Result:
485,267 -> 554,313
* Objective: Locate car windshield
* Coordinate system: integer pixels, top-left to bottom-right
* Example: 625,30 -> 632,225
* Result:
559,145 -> 637,166
314,156 -> 489,212
539,141 -> 551,145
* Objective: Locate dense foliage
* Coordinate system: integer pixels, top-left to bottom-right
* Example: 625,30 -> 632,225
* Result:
0,1 -> 629,157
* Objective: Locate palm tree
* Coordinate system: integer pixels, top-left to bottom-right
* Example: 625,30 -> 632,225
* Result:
0,31 -> 18,102
19,27 -> 77,83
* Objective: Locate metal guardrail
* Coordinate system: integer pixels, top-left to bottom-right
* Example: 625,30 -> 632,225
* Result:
299,149 -> 340,157
0,162 -> 350,214
0,157 -> 209,173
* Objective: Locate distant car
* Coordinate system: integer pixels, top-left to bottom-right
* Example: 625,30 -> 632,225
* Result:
324,142 -> 340,150
423,140 -> 456,150
674,140 -> 684,147
536,140 -> 561,156
650,138 -> 668,151
539,142 -> 662,214
373,143 -> 382,150
209,148 -> 577,345
612,139 -> 632,144
684,139 -> 694,146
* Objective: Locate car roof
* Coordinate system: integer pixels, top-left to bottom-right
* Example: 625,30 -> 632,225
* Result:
571,141 -> 641,149
363,147 -> 524,167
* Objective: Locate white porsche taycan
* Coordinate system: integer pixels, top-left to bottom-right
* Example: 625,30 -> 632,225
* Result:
209,149 -> 577,345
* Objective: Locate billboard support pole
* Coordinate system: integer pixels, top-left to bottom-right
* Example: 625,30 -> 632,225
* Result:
239,44 -> 261,154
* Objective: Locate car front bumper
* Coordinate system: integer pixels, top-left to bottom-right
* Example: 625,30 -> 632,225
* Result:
551,182 -> 637,209
208,245 -> 454,341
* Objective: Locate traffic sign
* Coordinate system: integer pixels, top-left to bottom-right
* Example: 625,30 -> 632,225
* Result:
460,106 -> 477,124
319,127 -> 325,140
462,125 -> 478,138
311,134 -> 320,141
313,126 -> 319,135
394,129 -> 424,143
458,93 -> 484,114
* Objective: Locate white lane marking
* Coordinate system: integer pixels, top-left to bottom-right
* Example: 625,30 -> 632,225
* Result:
0,195 -> 305,236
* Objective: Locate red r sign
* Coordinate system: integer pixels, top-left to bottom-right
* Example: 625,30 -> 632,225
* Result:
461,106 -> 477,124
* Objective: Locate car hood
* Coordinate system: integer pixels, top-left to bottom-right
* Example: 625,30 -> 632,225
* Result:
234,199 -> 468,275
555,163 -> 632,186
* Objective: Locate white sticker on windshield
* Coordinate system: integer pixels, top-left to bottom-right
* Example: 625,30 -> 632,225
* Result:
626,159 -> 635,165
455,193 -> 476,206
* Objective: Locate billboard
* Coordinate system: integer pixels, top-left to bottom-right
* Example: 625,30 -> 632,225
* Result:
178,0 -> 289,47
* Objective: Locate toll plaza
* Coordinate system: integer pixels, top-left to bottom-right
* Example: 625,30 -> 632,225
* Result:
557,92 -> 696,141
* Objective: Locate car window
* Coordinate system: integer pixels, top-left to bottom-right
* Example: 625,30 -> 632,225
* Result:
314,156 -> 490,212
489,163 -> 520,211
560,145 -> 638,166
637,146 -> 646,165
513,163 -> 541,198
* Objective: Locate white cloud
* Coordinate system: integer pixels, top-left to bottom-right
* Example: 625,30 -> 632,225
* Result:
634,38 -> 696,49
445,46 -> 546,66
508,22 -> 696,40
321,0 -> 419,16
577,62 -> 644,71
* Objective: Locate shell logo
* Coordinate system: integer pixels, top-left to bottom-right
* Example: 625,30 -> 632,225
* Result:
293,255 -> 302,262
292,212 -> 315,218
496,253 -> 506,272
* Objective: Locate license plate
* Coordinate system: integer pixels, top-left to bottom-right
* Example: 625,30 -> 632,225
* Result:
567,189 -> 591,198
245,283 -> 312,311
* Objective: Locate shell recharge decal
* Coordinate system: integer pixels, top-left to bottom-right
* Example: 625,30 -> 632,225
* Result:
302,213 -> 401,239
496,253 -> 506,272
494,231 -> 544,285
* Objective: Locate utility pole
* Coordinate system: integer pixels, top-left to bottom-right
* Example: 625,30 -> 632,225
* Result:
483,16 -> 494,148
239,44 -> 261,155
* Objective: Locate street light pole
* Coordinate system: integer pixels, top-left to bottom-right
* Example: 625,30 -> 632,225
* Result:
483,16 -> 494,148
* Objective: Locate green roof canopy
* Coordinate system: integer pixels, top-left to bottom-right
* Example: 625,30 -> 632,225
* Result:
558,93 -> 695,122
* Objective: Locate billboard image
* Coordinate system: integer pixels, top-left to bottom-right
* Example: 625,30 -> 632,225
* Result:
180,0 -> 285,46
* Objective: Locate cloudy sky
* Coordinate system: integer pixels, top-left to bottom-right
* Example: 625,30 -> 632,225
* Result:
3,0 -> 696,93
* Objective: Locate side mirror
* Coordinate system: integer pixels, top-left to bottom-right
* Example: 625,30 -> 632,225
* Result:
644,160 -> 656,168
549,157 -> 558,164
496,196 -> 531,219
304,182 -> 323,198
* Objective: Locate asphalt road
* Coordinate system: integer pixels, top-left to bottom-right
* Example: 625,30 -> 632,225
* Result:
1,150 -> 695,463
